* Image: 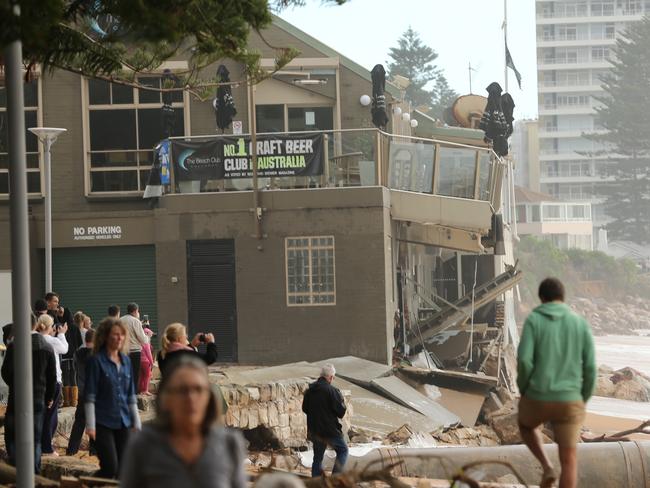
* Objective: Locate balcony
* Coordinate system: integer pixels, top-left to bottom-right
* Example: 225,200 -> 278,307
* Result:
539,103 -> 597,115
536,8 -> 645,24
537,34 -> 617,48
537,57 -> 612,70
538,127 -> 607,138
161,128 -> 505,248
538,80 -> 603,93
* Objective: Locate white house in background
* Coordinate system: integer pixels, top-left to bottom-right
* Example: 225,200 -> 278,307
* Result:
515,186 -> 593,250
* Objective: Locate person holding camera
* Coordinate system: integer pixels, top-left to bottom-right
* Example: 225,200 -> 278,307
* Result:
157,323 -> 217,377
46,292 -> 83,408
36,313 -> 69,456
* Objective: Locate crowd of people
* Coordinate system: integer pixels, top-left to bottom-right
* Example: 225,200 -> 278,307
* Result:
1,277 -> 596,488
1,291 -> 225,481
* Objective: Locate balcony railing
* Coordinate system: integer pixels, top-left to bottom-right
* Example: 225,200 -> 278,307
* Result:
165,128 -> 502,208
537,8 -> 645,19
538,33 -> 616,42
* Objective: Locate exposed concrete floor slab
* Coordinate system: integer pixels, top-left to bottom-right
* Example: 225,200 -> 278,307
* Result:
437,387 -> 485,427
335,377 -> 444,436
314,356 -> 392,387
370,376 -> 460,429
218,362 -> 320,385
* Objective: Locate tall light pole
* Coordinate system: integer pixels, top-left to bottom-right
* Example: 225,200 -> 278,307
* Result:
28,128 -> 67,293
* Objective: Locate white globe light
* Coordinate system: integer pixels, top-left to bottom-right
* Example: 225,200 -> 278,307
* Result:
393,106 -> 402,116
359,94 -> 371,106
402,112 -> 411,122
410,119 -> 419,128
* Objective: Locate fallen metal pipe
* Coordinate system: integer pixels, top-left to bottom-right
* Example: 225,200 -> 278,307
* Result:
343,442 -> 650,487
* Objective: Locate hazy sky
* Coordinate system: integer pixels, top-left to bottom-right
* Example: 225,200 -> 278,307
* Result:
279,0 -> 538,120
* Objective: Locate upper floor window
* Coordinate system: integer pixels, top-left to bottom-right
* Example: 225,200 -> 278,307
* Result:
0,79 -> 41,197
85,76 -> 186,194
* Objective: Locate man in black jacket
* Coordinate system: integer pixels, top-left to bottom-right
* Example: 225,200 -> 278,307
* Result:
1,313 -> 57,473
302,364 -> 348,477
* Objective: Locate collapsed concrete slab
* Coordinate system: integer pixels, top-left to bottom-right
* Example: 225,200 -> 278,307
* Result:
334,378 -> 444,436
370,376 -> 460,429
314,356 -> 392,388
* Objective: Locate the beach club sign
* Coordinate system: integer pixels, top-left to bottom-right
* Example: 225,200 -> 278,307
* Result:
73,225 -> 122,241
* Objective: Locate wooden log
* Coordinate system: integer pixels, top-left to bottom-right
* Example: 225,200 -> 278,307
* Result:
0,462 -> 59,487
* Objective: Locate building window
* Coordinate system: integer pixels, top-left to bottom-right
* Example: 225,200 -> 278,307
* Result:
256,105 -> 334,133
85,76 -> 186,194
286,236 -> 336,306
0,79 -> 41,196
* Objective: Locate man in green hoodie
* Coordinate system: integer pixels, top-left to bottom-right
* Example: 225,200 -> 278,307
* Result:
517,277 -> 596,488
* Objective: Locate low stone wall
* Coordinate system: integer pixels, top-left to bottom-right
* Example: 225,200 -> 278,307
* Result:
220,379 -> 352,448
143,376 -> 351,449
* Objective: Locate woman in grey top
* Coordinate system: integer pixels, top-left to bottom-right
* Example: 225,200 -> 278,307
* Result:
120,355 -> 247,488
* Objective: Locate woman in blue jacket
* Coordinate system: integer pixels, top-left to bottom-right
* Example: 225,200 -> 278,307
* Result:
85,317 -> 141,478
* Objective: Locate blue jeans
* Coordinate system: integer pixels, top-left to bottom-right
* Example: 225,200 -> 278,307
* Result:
4,407 -> 45,474
311,434 -> 349,477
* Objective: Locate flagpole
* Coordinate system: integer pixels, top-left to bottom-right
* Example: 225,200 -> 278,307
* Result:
504,0 -> 508,93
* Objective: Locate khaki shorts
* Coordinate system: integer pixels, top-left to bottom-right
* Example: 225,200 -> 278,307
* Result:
518,396 -> 586,447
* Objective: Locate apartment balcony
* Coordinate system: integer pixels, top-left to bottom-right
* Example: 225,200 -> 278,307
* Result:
538,150 -> 610,161
537,58 -> 612,71
539,104 -> 597,115
537,36 -> 617,48
538,81 -> 603,93
538,127 -> 607,138
536,10 -> 644,25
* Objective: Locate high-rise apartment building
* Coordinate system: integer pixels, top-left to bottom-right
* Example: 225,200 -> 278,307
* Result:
535,0 -> 648,226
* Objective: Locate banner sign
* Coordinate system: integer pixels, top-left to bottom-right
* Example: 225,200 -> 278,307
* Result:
171,133 -> 324,181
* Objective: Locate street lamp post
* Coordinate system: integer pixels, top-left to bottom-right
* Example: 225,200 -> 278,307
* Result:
28,128 -> 67,293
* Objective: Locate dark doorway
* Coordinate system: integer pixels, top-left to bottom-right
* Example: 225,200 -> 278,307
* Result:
187,240 -> 238,362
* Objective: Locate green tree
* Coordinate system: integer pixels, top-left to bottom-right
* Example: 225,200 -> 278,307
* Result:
387,27 -> 457,117
0,0 -> 345,97
430,74 -> 458,120
586,16 -> 650,243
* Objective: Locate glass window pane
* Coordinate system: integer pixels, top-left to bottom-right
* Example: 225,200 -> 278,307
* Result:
88,79 -> 111,105
27,171 -> 41,193
90,151 -> 137,168
25,110 -> 38,153
26,153 -> 39,169
111,83 -> 134,104
256,105 -> 284,133
435,146 -> 476,198
0,172 -> 7,193
89,110 -> 136,151
288,107 -> 333,131
138,107 -> 185,149
91,170 -> 138,192
24,80 -> 38,107
138,77 -> 161,104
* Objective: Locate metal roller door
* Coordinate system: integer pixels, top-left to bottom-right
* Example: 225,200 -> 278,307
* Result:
187,240 -> 238,362
52,245 -> 158,334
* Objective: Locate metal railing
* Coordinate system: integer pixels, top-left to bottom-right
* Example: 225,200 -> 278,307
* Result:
166,128 -> 502,208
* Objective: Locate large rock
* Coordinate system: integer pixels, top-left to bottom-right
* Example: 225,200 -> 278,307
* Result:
490,412 -> 522,445
40,455 -> 98,480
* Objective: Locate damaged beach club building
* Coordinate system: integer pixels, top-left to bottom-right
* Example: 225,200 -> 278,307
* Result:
0,16 -> 520,378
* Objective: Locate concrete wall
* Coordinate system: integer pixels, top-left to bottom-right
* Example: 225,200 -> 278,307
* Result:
155,188 -> 392,364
